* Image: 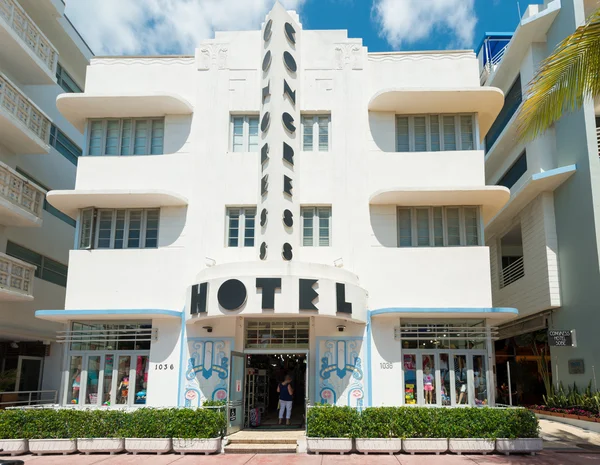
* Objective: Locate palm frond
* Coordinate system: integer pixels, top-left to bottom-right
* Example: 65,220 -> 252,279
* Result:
517,7 -> 600,141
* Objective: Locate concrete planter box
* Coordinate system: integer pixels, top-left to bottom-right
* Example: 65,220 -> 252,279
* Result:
403,438 -> 448,455
125,438 -> 172,455
496,438 -> 543,455
355,438 -> 402,455
172,438 -> 221,455
77,438 -> 125,455
449,439 -> 495,455
307,438 -> 353,455
0,439 -> 28,456
29,439 -> 77,455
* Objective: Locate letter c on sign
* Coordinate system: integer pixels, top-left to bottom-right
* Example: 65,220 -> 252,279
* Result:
217,279 -> 247,310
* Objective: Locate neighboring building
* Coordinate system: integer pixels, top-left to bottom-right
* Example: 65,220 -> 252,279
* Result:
0,0 -> 92,404
479,0 -> 600,402
42,2 -> 513,427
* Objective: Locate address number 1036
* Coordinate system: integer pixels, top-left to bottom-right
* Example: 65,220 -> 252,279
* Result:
380,362 -> 393,370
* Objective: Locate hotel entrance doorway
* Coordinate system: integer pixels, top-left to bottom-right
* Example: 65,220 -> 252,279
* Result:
245,353 -> 307,429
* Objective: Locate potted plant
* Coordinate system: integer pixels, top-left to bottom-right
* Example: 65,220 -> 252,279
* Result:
0,408 -> 28,456
123,408 -> 172,454
24,409 -> 78,455
400,407 -> 448,455
76,410 -> 126,455
0,370 -> 18,409
171,405 -> 226,455
306,405 -> 357,454
355,407 -> 401,454
495,408 -> 542,455
447,408 -> 496,455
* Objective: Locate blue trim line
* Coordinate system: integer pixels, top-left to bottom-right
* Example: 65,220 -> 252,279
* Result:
370,307 -> 518,316
35,309 -> 181,318
366,312 -> 372,407
532,164 -> 577,181
177,310 -> 186,407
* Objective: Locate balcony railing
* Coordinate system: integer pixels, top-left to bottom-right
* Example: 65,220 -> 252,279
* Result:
0,72 -> 51,145
0,0 -> 58,74
0,390 -> 57,407
0,251 -> 36,298
0,160 -> 45,218
500,256 -> 525,289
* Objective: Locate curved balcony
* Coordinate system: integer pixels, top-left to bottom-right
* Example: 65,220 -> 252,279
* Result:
46,189 -> 188,219
0,0 -> 58,84
370,186 -> 510,223
57,92 -> 194,133
0,252 -> 35,301
0,73 -> 52,154
0,160 -> 45,227
368,87 -> 504,141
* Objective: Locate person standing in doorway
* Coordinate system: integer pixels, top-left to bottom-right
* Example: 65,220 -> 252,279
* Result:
277,374 -> 294,425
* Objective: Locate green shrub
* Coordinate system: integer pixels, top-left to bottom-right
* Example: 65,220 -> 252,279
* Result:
120,408 -> 174,438
0,409 -> 27,439
70,410 -> 127,438
169,408 -> 226,439
308,406 -> 540,439
21,409 -> 80,439
306,405 -> 359,438
202,400 -> 226,407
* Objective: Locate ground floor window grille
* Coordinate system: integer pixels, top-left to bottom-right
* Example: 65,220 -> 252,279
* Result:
245,320 -> 310,349
62,322 -> 153,406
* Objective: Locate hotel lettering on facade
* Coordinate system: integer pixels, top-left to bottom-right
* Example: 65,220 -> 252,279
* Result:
38,3 -> 517,422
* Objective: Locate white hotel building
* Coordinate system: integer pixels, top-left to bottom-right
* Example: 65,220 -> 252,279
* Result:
39,3 -> 517,428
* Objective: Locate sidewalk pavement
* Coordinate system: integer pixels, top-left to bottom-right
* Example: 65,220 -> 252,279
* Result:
7,451 -> 600,465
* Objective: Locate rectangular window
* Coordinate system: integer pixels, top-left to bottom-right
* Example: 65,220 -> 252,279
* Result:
15,167 -> 76,227
87,119 -> 165,156
230,115 -> 259,152
302,115 -> 331,151
226,207 -> 256,247
395,115 -> 475,152
497,151 -> 527,189
6,241 -> 68,287
56,63 -> 83,93
77,208 -> 160,250
301,206 -> 331,246
396,207 -> 480,247
486,75 -> 522,152
50,125 -> 82,165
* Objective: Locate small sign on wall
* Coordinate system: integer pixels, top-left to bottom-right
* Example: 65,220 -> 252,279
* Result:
568,359 -> 585,374
236,380 -> 242,392
548,330 -> 575,347
229,408 -> 237,422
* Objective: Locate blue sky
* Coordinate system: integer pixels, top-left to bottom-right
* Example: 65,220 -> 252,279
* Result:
65,0 -> 545,57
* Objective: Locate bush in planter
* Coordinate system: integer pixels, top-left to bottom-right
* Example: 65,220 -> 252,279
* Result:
69,409 -> 128,438
169,408 -> 226,439
306,405 -> 359,438
0,409 -> 27,439
121,408 -> 174,438
20,408 -> 81,439
495,408 -> 539,439
357,407 -> 396,438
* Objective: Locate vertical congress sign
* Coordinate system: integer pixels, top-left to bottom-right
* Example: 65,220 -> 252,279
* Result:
259,3 -> 300,263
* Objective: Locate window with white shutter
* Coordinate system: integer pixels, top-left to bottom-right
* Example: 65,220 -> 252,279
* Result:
78,209 -> 160,249
230,116 -> 259,152
87,118 -> 165,156
226,207 -> 256,247
301,206 -> 331,246
395,114 -> 475,152
301,115 -> 331,151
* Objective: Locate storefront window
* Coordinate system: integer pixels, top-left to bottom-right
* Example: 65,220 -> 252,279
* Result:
440,354 -> 451,405
102,354 -> 114,406
245,320 -> 309,349
403,354 -> 416,404
473,355 -> 487,406
84,356 -> 100,405
422,354 -> 435,404
135,355 -> 149,404
454,355 -> 468,404
116,356 -> 131,404
67,356 -> 82,404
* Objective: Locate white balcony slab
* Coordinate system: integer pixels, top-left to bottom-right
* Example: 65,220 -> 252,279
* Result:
0,252 -> 35,301
46,189 -> 189,219
485,164 -> 576,238
57,93 -> 194,132
0,73 -> 52,154
369,186 -> 510,224
368,87 -> 504,141
0,160 -> 46,227
0,0 -> 58,84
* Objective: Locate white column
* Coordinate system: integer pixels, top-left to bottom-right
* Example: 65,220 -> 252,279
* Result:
485,319 -> 496,405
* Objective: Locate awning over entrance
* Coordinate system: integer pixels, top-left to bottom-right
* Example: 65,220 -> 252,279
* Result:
35,309 -> 182,322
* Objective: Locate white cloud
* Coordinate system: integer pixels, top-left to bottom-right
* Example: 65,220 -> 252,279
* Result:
65,0 -> 305,56
372,0 -> 477,49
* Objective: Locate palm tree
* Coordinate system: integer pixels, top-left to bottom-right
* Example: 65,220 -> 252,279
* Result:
517,8 -> 600,140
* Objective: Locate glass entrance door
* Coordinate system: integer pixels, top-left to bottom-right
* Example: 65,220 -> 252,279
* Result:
16,356 -> 43,391
228,351 -> 245,434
